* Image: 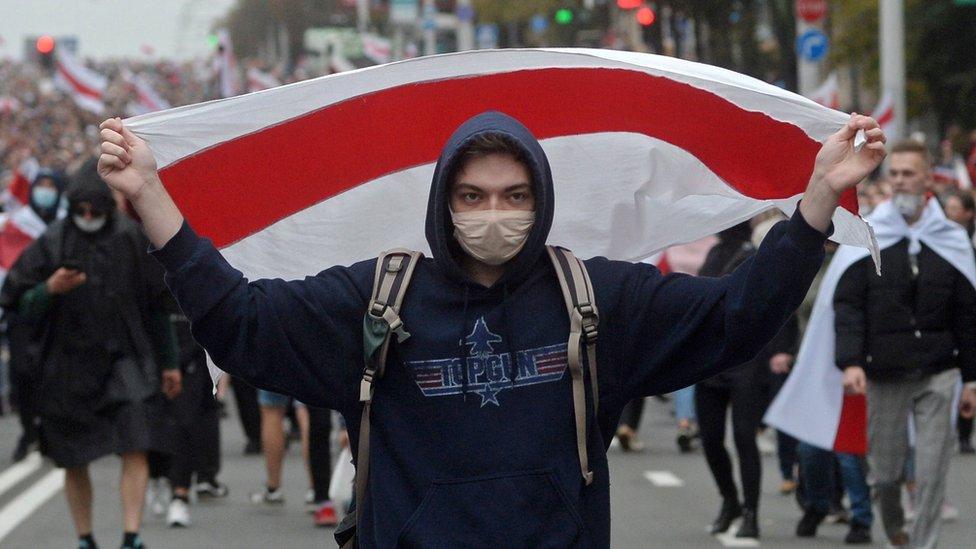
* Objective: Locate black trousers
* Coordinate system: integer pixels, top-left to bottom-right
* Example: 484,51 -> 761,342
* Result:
167,358 -> 222,489
230,376 -> 261,447
9,366 -> 39,446
307,406 -> 333,503
959,414 -> 973,445
695,374 -> 764,510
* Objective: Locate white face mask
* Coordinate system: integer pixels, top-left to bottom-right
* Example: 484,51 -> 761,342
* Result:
892,193 -> 925,220
451,209 -> 535,266
73,214 -> 107,233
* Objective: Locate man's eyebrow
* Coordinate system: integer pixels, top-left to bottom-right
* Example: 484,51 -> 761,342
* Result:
453,183 -> 482,192
505,183 -> 532,192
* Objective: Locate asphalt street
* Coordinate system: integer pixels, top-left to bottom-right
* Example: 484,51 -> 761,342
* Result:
1,394 -> 973,548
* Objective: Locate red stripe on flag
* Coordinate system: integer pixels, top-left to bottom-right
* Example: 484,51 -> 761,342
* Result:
159,68 -> 854,248
8,170 -> 30,205
876,108 -> 893,128
56,63 -> 102,100
832,393 -> 867,455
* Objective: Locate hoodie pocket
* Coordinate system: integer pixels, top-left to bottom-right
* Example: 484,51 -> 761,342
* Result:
397,469 -> 583,548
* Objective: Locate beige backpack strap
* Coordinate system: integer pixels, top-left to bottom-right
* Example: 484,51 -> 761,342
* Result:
354,248 -> 423,533
546,245 -> 599,486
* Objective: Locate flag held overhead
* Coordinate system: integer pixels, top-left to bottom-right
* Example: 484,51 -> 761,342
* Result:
126,48 -> 878,282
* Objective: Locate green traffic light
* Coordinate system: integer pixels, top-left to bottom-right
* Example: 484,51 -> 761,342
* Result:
555,8 -> 573,24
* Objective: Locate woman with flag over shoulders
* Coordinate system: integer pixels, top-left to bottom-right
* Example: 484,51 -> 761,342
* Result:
97,108 -> 883,547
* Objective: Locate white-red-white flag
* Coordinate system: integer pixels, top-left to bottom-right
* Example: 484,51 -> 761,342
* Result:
807,72 -> 840,110
0,205 -> 49,287
123,71 -> 171,116
2,157 -> 38,212
247,67 -> 281,93
871,91 -> 894,137
53,49 -> 107,114
126,49 -> 878,284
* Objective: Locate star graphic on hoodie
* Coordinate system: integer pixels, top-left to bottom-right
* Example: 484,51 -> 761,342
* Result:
478,383 -> 501,407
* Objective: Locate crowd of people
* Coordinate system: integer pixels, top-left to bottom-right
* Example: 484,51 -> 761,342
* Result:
0,48 -> 974,549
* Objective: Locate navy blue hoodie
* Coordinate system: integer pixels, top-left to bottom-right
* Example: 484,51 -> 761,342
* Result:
153,112 -> 827,547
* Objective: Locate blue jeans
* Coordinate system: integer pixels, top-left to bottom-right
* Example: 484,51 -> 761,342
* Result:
797,442 -> 873,527
673,386 -> 696,422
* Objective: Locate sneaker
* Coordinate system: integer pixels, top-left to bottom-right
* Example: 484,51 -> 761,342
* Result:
195,480 -> 229,499
676,426 -> 697,453
167,498 -> 191,528
844,522 -> 872,545
615,426 -> 645,452
940,502 -> 959,522
250,487 -> 285,505
313,500 -> 339,527
779,479 -> 797,495
146,479 -> 170,517
960,440 -> 975,454
305,489 -> 317,513
826,508 -> 850,525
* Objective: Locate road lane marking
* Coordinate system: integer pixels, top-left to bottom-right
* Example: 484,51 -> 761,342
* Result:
715,530 -> 760,547
0,452 -> 42,497
0,469 -> 65,543
643,470 -> 685,487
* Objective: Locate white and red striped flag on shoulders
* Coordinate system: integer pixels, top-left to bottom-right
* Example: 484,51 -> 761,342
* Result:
246,67 -> 281,93
54,49 -> 107,114
126,48 -> 879,284
765,198 -> 976,454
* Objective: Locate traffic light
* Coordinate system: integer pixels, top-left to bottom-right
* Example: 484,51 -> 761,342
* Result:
636,6 -> 656,26
36,35 -> 56,69
554,8 -> 574,25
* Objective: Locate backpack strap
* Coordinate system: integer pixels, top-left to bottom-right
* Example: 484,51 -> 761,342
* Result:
546,245 -> 599,486
355,248 -> 423,530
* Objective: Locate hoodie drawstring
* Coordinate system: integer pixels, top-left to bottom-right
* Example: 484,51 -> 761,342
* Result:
501,284 -> 518,388
457,284 -> 471,401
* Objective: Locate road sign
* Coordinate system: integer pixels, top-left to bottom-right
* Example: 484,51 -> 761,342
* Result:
796,0 -> 828,23
530,14 -> 548,33
476,24 -> 499,49
797,29 -> 829,62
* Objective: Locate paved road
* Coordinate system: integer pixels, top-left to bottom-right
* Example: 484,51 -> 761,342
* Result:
1,395 -> 974,547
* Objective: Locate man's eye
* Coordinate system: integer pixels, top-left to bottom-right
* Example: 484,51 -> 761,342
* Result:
510,192 -> 527,202
463,193 -> 480,202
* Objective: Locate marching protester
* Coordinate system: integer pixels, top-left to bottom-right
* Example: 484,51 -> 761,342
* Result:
0,159 -> 182,549
96,104 -> 885,548
695,212 -> 798,539
3,168 -> 67,462
833,141 -> 976,548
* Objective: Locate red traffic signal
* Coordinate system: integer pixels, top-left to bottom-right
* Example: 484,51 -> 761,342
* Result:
636,6 -> 656,26
36,35 -> 55,54
617,0 -> 642,9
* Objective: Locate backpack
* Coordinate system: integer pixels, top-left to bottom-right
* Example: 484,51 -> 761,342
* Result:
336,246 -> 599,548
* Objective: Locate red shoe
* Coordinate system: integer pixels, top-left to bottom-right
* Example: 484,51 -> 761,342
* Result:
314,500 -> 339,527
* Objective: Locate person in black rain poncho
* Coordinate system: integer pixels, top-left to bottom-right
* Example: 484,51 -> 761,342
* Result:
0,158 -> 180,549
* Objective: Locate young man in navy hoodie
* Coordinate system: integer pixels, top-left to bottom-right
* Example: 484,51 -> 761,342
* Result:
97,110 -> 885,547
